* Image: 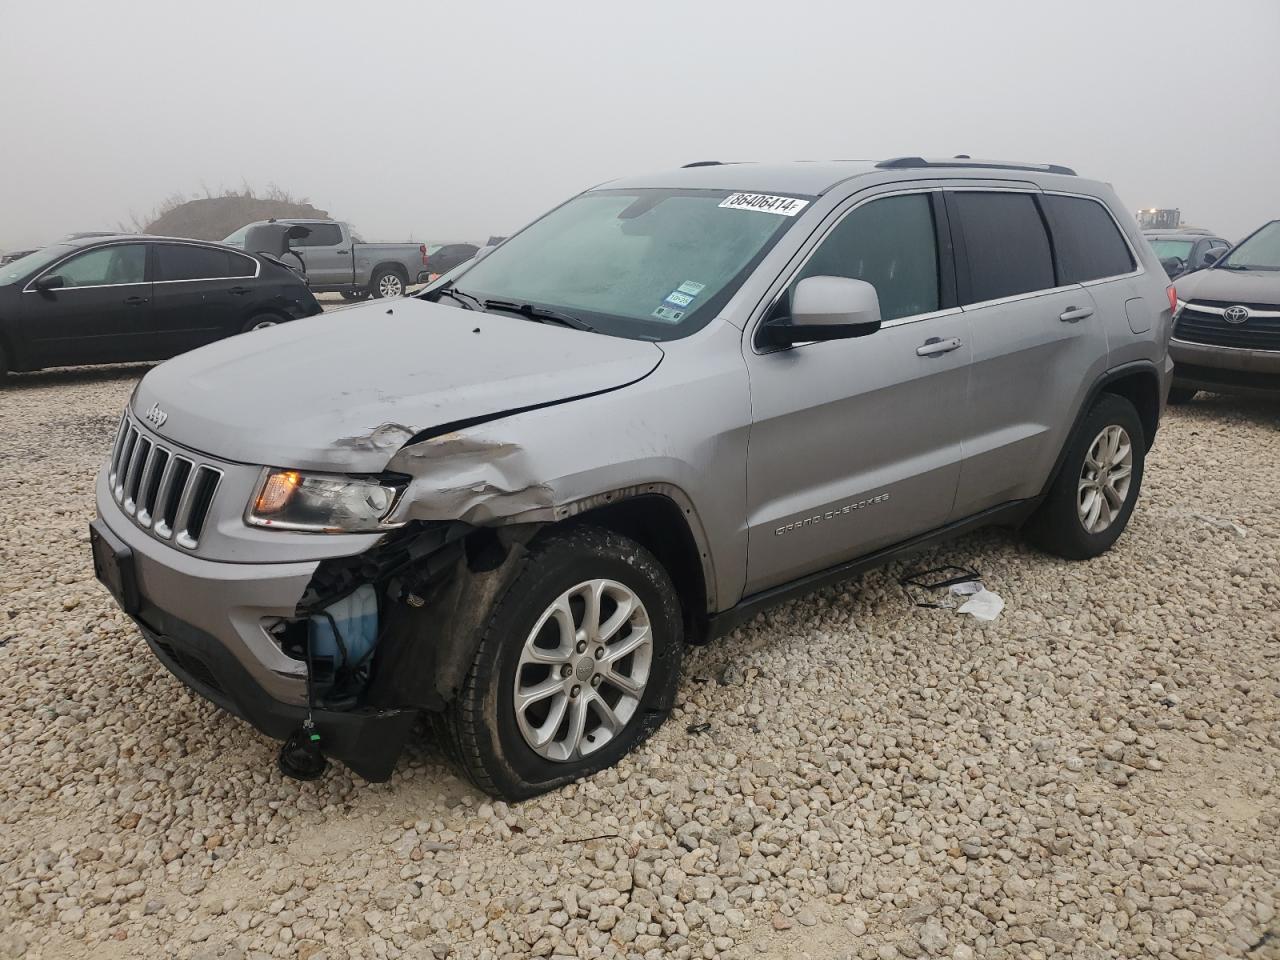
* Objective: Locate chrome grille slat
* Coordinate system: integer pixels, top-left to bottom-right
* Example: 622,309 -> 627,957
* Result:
108,417 -> 130,483
107,411 -> 223,550
136,448 -> 169,527
113,427 -> 138,499
170,472 -> 201,544
123,438 -> 152,514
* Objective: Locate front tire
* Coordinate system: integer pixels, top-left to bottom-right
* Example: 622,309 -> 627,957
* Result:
369,268 -> 406,299
440,526 -> 683,800
1025,393 -> 1146,560
241,314 -> 281,334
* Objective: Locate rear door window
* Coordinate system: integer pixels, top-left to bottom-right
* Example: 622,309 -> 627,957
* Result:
155,244 -> 255,281
950,192 -> 1055,303
1041,195 -> 1135,283
785,192 -> 941,321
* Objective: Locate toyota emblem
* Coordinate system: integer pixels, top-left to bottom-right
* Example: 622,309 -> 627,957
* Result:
1223,305 -> 1250,324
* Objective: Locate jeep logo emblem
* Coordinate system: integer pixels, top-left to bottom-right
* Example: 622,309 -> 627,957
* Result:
1223,305 -> 1250,324
143,402 -> 168,429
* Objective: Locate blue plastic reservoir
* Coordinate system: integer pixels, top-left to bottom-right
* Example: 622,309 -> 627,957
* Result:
308,584 -> 378,667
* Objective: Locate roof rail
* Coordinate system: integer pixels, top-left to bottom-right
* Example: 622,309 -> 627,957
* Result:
876,156 -> 1077,176
682,160 -> 725,168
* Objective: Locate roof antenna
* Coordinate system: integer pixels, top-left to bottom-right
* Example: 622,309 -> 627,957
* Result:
953,154 -> 971,159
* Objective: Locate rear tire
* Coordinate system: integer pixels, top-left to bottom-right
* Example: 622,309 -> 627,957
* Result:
369,268 -> 406,299
1025,393 -> 1145,560
241,314 -> 281,334
1166,385 -> 1197,405
439,526 -> 683,801
340,290 -> 368,301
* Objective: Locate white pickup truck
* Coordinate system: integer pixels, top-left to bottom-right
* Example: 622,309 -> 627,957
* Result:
224,219 -> 430,299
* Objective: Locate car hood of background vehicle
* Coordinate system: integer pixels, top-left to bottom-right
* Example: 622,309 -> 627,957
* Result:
1175,269 -> 1280,305
132,298 -> 664,472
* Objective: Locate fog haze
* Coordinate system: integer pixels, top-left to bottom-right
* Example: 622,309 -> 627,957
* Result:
2,0 -> 1277,250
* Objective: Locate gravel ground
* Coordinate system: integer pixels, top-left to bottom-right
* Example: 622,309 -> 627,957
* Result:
1,365 -> 1277,960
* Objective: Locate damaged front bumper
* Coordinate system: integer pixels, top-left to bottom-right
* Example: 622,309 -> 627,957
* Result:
137,602 -> 415,782
94,469 -> 417,781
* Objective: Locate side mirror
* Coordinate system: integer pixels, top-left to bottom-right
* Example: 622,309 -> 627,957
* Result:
1201,249 -> 1223,267
33,274 -> 65,291
764,276 -> 882,347
1160,256 -> 1186,279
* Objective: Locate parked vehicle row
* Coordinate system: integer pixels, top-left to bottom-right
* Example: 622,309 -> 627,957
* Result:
90,156 -> 1173,798
0,235 -> 321,375
223,219 -> 431,299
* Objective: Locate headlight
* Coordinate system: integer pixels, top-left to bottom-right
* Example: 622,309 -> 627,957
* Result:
246,469 -> 404,532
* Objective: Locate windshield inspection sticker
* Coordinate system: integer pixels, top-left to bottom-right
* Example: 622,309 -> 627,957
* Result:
664,291 -> 695,308
651,305 -> 686,323
677,280 -> 706,295
719,193 -> 809,216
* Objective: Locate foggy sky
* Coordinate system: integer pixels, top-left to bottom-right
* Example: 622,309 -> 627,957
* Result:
2,0 -> 1278,251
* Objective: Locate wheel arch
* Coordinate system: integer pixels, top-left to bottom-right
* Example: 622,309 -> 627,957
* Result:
562,490 -> 714,643
372,261 -> 410,281
1040,360 -> 1161,499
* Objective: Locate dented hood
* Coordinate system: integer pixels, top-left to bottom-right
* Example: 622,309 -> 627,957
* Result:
133,298 -> 664,472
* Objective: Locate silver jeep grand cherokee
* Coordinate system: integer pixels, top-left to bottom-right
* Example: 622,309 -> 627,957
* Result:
91,157 -> 1173,799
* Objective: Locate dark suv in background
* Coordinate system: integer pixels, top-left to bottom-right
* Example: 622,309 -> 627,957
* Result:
0,235 -> 321,376
1145,228 -> 1231,279
1170,219 -> 1280,402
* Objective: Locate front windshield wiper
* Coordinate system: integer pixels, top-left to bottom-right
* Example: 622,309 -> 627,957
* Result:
429,285 -> 483,310
1216,263 -> 1252,271
481,298 -> 597,333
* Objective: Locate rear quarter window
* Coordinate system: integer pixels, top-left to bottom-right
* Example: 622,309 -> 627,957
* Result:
950,192 -> 1055,303
290,223 -> 343,247
1041,195 -> 1135,283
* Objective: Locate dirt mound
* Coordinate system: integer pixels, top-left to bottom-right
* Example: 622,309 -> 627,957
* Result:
145,195 -> 329,241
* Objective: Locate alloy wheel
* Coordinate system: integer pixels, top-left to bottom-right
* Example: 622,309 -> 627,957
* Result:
378,274 -> 404,298
1077,424 -> 1133,534
513,579 -> 653,762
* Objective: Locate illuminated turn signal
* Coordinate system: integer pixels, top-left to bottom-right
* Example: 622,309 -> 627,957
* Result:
255,470 -> 301,514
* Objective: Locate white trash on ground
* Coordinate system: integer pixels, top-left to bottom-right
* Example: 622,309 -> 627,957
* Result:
955,585 -> 1005,621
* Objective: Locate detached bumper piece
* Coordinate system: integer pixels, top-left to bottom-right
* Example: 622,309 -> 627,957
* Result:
136,604 -> 415,782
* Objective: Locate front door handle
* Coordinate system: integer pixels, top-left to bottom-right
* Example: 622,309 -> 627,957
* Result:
334,249 -> 348,254
123,296 -> 149,306
229,286 -> 250,295
1059,305 -> 1094,323
916,336 -> 963,357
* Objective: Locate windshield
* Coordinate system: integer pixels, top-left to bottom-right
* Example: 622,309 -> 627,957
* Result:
1148,239 -> 1194,261
0,244 -> 74,286
1219,220 -> 1280,270
447,188 -> 808,340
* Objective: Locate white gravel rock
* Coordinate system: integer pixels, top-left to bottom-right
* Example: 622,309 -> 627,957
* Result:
1,371 -> 1278,960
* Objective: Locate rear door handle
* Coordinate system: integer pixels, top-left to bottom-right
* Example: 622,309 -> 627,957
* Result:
916,336 -> 963,357
1059,305 -> 1094,323
229,286 -> 250,295
334,249 -> 348,254
123,296 -> 149,306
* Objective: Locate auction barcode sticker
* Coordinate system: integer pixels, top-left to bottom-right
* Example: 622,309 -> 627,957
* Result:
719,193 -> 809,216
